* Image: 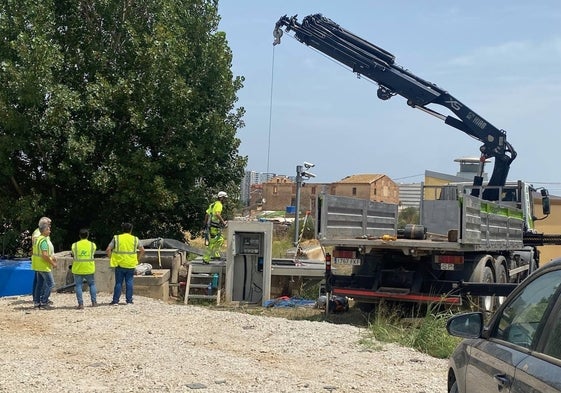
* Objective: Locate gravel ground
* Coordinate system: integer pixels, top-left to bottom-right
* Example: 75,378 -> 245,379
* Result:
0,293 -> 448,393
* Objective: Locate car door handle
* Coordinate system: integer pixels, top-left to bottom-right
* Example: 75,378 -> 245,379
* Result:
493,374 -> 511,390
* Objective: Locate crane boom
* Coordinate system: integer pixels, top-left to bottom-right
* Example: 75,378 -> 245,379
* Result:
273,14 -> 517,201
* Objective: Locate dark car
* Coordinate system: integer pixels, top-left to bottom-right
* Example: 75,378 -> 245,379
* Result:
446,258 -> 561,393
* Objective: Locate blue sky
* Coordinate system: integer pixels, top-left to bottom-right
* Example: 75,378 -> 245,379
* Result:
218,1 -> 561,192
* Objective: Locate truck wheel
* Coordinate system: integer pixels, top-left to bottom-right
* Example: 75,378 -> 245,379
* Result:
469,256 -> 495,313
495,264 -> 507,306
495,257 -> 508,306
479,266 -> 495,312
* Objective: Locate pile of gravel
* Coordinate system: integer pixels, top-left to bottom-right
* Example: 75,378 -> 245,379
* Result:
0,293 -> 447,392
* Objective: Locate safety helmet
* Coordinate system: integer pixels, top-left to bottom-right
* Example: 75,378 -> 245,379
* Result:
217,191 -> 228,198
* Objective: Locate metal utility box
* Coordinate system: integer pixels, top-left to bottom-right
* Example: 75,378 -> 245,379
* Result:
225,221 -> 273,305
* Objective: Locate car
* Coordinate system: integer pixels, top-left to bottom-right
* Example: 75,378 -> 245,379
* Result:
446,258 -> 561,393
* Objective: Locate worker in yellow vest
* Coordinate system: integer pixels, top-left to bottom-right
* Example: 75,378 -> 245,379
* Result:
203,191 -> 228,263
71,229 -> 98,309
31,216 -> 51,308
31,221 -> 57,309
106,222 -> 145,305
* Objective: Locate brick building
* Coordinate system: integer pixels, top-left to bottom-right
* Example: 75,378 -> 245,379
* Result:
328,174 -> 399,204
259,173 -> 399,212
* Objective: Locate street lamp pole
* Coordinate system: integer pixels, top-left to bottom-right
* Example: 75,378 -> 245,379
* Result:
294,165 -> 303,246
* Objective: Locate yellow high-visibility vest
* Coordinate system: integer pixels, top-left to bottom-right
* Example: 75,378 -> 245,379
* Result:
110,233 -> 139,268
31,235 -> 52,272
206,200 -> 223,228
71,239 -> 96,275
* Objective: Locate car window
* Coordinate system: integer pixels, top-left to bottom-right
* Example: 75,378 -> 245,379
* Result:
542,316 -> 561,360
491,269 -> 561,349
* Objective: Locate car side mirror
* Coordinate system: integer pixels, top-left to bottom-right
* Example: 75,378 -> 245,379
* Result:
446,312 -> 483,339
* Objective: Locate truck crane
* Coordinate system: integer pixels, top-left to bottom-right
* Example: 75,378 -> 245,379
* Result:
273,13 -> 515,201
273,14 -> 560,312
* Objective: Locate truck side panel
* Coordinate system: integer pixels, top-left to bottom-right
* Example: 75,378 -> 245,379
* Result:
463,196 -> 483,244
421,194 -> 524,249
421,199 -> 460,238
479,199 -> 524,249
316,194 -> 397,240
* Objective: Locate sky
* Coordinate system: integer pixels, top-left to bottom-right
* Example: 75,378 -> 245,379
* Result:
217,1 -> 561,192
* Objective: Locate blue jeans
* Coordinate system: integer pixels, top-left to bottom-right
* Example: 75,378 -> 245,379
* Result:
112,266 -> 135,304
74,274 -> 97,305
36,271 -> 54,305
32,272 -> 41,306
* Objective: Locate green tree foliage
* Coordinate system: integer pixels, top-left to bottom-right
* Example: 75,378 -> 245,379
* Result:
0,0 -> 246,254
398,207 -> 419,229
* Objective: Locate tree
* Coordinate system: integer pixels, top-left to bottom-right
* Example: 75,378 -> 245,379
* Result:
0,0 -> 246,254
398,207 -> 420,229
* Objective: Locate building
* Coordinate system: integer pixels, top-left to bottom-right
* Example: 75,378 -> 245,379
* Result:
260,176 -> 324,213
241,171 -> 276,205
328,174 -> 399,204
258,173 -> 398,213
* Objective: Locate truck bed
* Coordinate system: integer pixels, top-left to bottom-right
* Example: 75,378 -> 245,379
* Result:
316,193 -> 525,253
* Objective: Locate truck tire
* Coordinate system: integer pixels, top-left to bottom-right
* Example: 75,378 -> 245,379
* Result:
495,260 -> 508,306
479,266 -> 495,312
469,256 -> 495,313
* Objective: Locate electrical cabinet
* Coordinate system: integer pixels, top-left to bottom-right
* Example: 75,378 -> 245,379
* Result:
235,232 -> 263,256
225,221 -> 273,305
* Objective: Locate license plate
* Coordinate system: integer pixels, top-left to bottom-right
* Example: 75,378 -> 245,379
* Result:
440,263 -> 454,271
334,258 -> 361,265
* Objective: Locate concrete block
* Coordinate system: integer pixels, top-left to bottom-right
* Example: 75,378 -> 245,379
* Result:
142,249 -> 185,296
52,253 -> 116,294
134,282 -> 169,302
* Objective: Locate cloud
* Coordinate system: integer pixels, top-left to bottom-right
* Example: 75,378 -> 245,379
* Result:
446,37 -> 561,75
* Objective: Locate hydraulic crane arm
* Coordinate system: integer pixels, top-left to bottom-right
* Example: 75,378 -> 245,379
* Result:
273,14 -> 517,200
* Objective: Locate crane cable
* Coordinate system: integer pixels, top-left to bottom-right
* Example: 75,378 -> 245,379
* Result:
266,45 -> 276,177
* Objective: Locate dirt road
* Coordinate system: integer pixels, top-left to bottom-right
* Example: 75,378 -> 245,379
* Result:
0,293 -> 447,393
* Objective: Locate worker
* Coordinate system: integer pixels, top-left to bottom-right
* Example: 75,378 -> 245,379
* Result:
203,191 -> 228,263
106,222 -> 145,305
31,220 -> 57,309
31,216 -> 52,308
71,229 -> 98,309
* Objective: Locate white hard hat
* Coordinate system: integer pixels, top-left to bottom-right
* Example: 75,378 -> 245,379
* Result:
217,191 -> 228,198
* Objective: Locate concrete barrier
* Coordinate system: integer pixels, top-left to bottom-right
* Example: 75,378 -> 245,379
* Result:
51,249 -> 185,301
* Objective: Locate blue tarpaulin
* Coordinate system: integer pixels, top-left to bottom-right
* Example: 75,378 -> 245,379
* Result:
263,296 -> 317,308
0,259 -> 33,297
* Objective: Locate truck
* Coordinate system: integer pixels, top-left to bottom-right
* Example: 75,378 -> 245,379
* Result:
273,14 -> 560,311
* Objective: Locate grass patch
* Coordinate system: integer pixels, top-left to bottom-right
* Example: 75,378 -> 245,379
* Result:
272,237 -> 293,258
365,302 -> 462,359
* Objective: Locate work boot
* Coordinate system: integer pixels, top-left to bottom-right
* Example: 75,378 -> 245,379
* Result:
76,304 -> 84,310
